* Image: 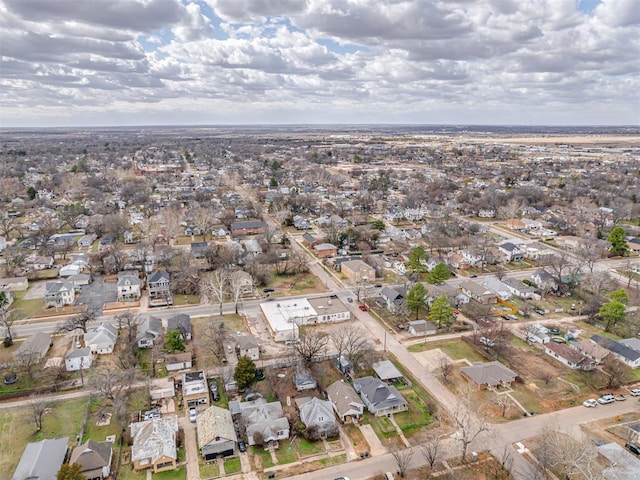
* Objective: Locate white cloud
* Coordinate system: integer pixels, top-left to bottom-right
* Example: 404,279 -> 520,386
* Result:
0,0 -> 638,125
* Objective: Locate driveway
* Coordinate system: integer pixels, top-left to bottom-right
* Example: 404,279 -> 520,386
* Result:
77,276 -> 117,313
359,424 -> 387,456
179,413 -> 200,480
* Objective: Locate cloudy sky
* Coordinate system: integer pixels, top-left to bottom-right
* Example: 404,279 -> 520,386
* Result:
1,0 -> 638,127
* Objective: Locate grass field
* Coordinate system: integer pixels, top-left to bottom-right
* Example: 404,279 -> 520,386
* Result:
172,294 -> 200,306
0,398 -> 89,475
407,339 -> 487,363
224,456 -> 242,474
199,461 -> 220,479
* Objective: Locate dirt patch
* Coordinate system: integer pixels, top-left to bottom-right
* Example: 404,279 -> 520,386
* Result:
501,345 -> 564,382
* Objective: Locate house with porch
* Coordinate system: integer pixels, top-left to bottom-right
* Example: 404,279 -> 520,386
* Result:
353,376 -> 408,417
69,439 -> 113,480
147,271 -> 173,307
197,406 -> 237,460
130,416 -> 179,473
461,361 -> 517,390
44,279 -> 75,308
229,398 -> 289,447
297,397 -> 338,439
117,271 -> 141,302
326,380 -> 364,423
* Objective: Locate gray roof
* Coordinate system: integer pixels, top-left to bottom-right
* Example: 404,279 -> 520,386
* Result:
592,335 -> 640,362
12,437 -> 69,480
326,380 -> 363,416
137,316 -> 163,343
130,416 -> 178,465
84,323 -> 117,349
231,220 -> 266,229
408,320 -> 436,333
619,338 -> 640,352
45,279 -> 73,295
166,314 -> 191,336
235,398 -> 289,445
353,376 -> 407,411
299,397 -> 335,428
16,331 -> 51,358
147,270 -> 170,284
596,442 -> 640,480
380,286 -> 404,301
65,347 -> 92,360
236,335 -> 260,350
69,440 -> 112,475
372,360 -> 403,381
196,406 -> 237,448
461,361 -> 517,387
117,273 -> 140,287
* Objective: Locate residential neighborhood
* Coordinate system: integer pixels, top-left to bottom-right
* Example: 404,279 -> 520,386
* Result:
1,127 -> 639,480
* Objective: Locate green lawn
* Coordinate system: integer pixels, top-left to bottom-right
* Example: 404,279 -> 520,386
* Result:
0,398 -> 89,476
82,399 -> 121,443
361,413 -> 396,440
172,294 -> 200,306
224,457 -> 242,474
295,438 -> 324,456
251,446 -> 273,469
199,461 -> 220,479
154,467 -> 187,480
407,339 -> 486,363
275,444 -> 298,464
394,390 -> 432,436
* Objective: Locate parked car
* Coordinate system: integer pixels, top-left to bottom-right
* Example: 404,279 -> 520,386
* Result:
238,440 -> 247,452
256,369 -> 265,381
358,304 -> 368,311
347,297 -> 353,303
548,327 -> 560,335
597,394 -> 615,405
263,288 -> 275,293
189,408 -> 197,422
212,391 -> 220,402
534,308 -> 546,315
375,284 -> 382,288
210,380 -> 218,393
3,373 -> 18,385
614,394 -> 627,401
630,389 -> 640,396
480,336 -> 496,348
583,399 -> 598,408
626,442 -> 640,456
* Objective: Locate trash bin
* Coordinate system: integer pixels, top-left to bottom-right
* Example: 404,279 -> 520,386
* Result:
471,452 -> 478,462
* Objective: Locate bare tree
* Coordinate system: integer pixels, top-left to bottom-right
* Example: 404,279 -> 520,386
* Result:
30,394 -> 51,431
201,269 -> 229,315
601,356 -> 629,389
229,270 -> 253,314
0,293 -> 21,345
115,311 -> 142,345
538,426 -> 604,480
330,324 -> 373,372
56,306 -> 99,334
437,354 -> 453,384
199,317 -> 228,364
90,366 -> 135,403
391,447 -> 416,477
421,435 -> 443,469
452,391 -> 490,464
294,329 -> 329,365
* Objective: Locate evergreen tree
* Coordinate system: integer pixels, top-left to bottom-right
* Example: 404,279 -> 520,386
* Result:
164,330 -> 186,353
607,227 -> 628,256
405,246 -> 428,274
57,463 -> 84,480
428,295 -> 455,329
406,283 -> 429,320
427,263 -> 451,284
234,355 -> 257,389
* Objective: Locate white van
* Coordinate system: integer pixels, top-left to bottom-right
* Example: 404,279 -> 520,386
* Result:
384,473 -> 395,480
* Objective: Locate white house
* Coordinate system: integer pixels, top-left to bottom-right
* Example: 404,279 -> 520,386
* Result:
44,280 -> 75,308
65,347 -> 93,372
84,323 -> 117,354
117,271 -> 141,302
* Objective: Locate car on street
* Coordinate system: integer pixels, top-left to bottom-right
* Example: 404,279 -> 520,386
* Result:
626,442 -> 640,456
347,297 -> 353,303
548,327 -> 560,335
614,394 -> 627,401
583,399 -> 598,408
470,274 -> 478,278
630,389 -> 640,396
598,394 -> 615,404
189,408 -> 197,422
263,288 -> 275,293
375,284 -> 382,288
238,440 -> 247,452
358,304 -> 367,311
334,478 -> 350,480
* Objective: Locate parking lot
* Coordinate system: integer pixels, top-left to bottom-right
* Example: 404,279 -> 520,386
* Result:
77,276 -> 117,313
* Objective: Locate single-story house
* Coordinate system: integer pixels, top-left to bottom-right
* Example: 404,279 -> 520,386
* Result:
197,406 -> 237,460
165,314 -> 192,341
150,377 -> 176,401
77,234 -> 97,247
407,320 -> 437,337
591,335 -> 640,369
12,437 -> 69,480
69,439 -> 113,480
459,281 -> 497,304
353,376 -> 408,417
501,278 -> 537,299
571,339 -> 609,364
84,323 -> 117,355
130,416 -> 179,473
313,243 -> 338,258
0,276 -> 28,291
59,263 -> 82,278
379,286 -> 407,313
229,398 -> 289,446
297,397 -> 338,439
372,360 -> 403,383
230,220 -> 267,236
65,347 -> 93,372
326,380 -> 364,423
544,342 -> 596,371
137,317 -> 163,348
294,366 -> 317,391
461,361 -> 517,390
526,325 -> 550,344
15,332 -> 52,362
183,370 -> 209,407
165,352 -> 192,372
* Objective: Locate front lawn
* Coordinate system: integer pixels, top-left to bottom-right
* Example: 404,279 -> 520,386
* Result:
199,461 -> 220,479
251,446 -> 273,469
224,457 -> 242,474
172,294 -> 200,306
295,437 -> 324,456
394,389 -> 432,436
154,467 -> 187,480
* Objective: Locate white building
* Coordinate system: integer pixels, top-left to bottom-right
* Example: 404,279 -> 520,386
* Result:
65,347 -> 93,371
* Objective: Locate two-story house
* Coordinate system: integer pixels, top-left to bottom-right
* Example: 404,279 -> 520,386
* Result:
44,280 -> 75,308
147,271 -> 173,307
117,271 -> 141,302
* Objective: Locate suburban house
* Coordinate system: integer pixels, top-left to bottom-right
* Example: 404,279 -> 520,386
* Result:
183,370 -> 209,407
498,242 -> 524,262
147,271 -> 173,307
326,380 -> 364,423
302,232 -> 317,247
482,277 -> 513,301
165,314 -> 192,341
229,270 -> 254,295
353,376 -> 408,417
501,278 -> 537,299
531,269 -> 558,292
336,354 -> 354,375
590,335 -> 640,369
32,255 -> 55,270
372,360 -> 403,383
59,263 -> 82,278
236,335 -> 260,360
297,397 -> 338,439
340,259 -> 376,282
150,377 -> 176,403
294,366 -> 317,391
65,347 -> 93,372
84,323 -> 117,354
0,276 -> 28,291
165,352 -> 192,372
229,398 -> 289,447
69,439 -> 113,480
313,243 -> 338,258
379,286 -> 407,313
137,317 -> 163,348
544,342 -> 597,371
525,325 -> 551,344
190,241 -> 208,258
571,339 -> 610,364
196,406 -> 237,460
117,271 -> 141,302
77,234 -> 97,248
459,281 -> 497,304
461,361 -> 517,390
407,320 -> 437,337
130,416 -> 179,473
44,279 -> 75,307
15,332 -> 51,361
12,437 -> 69,480
230,220 -> 267,236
